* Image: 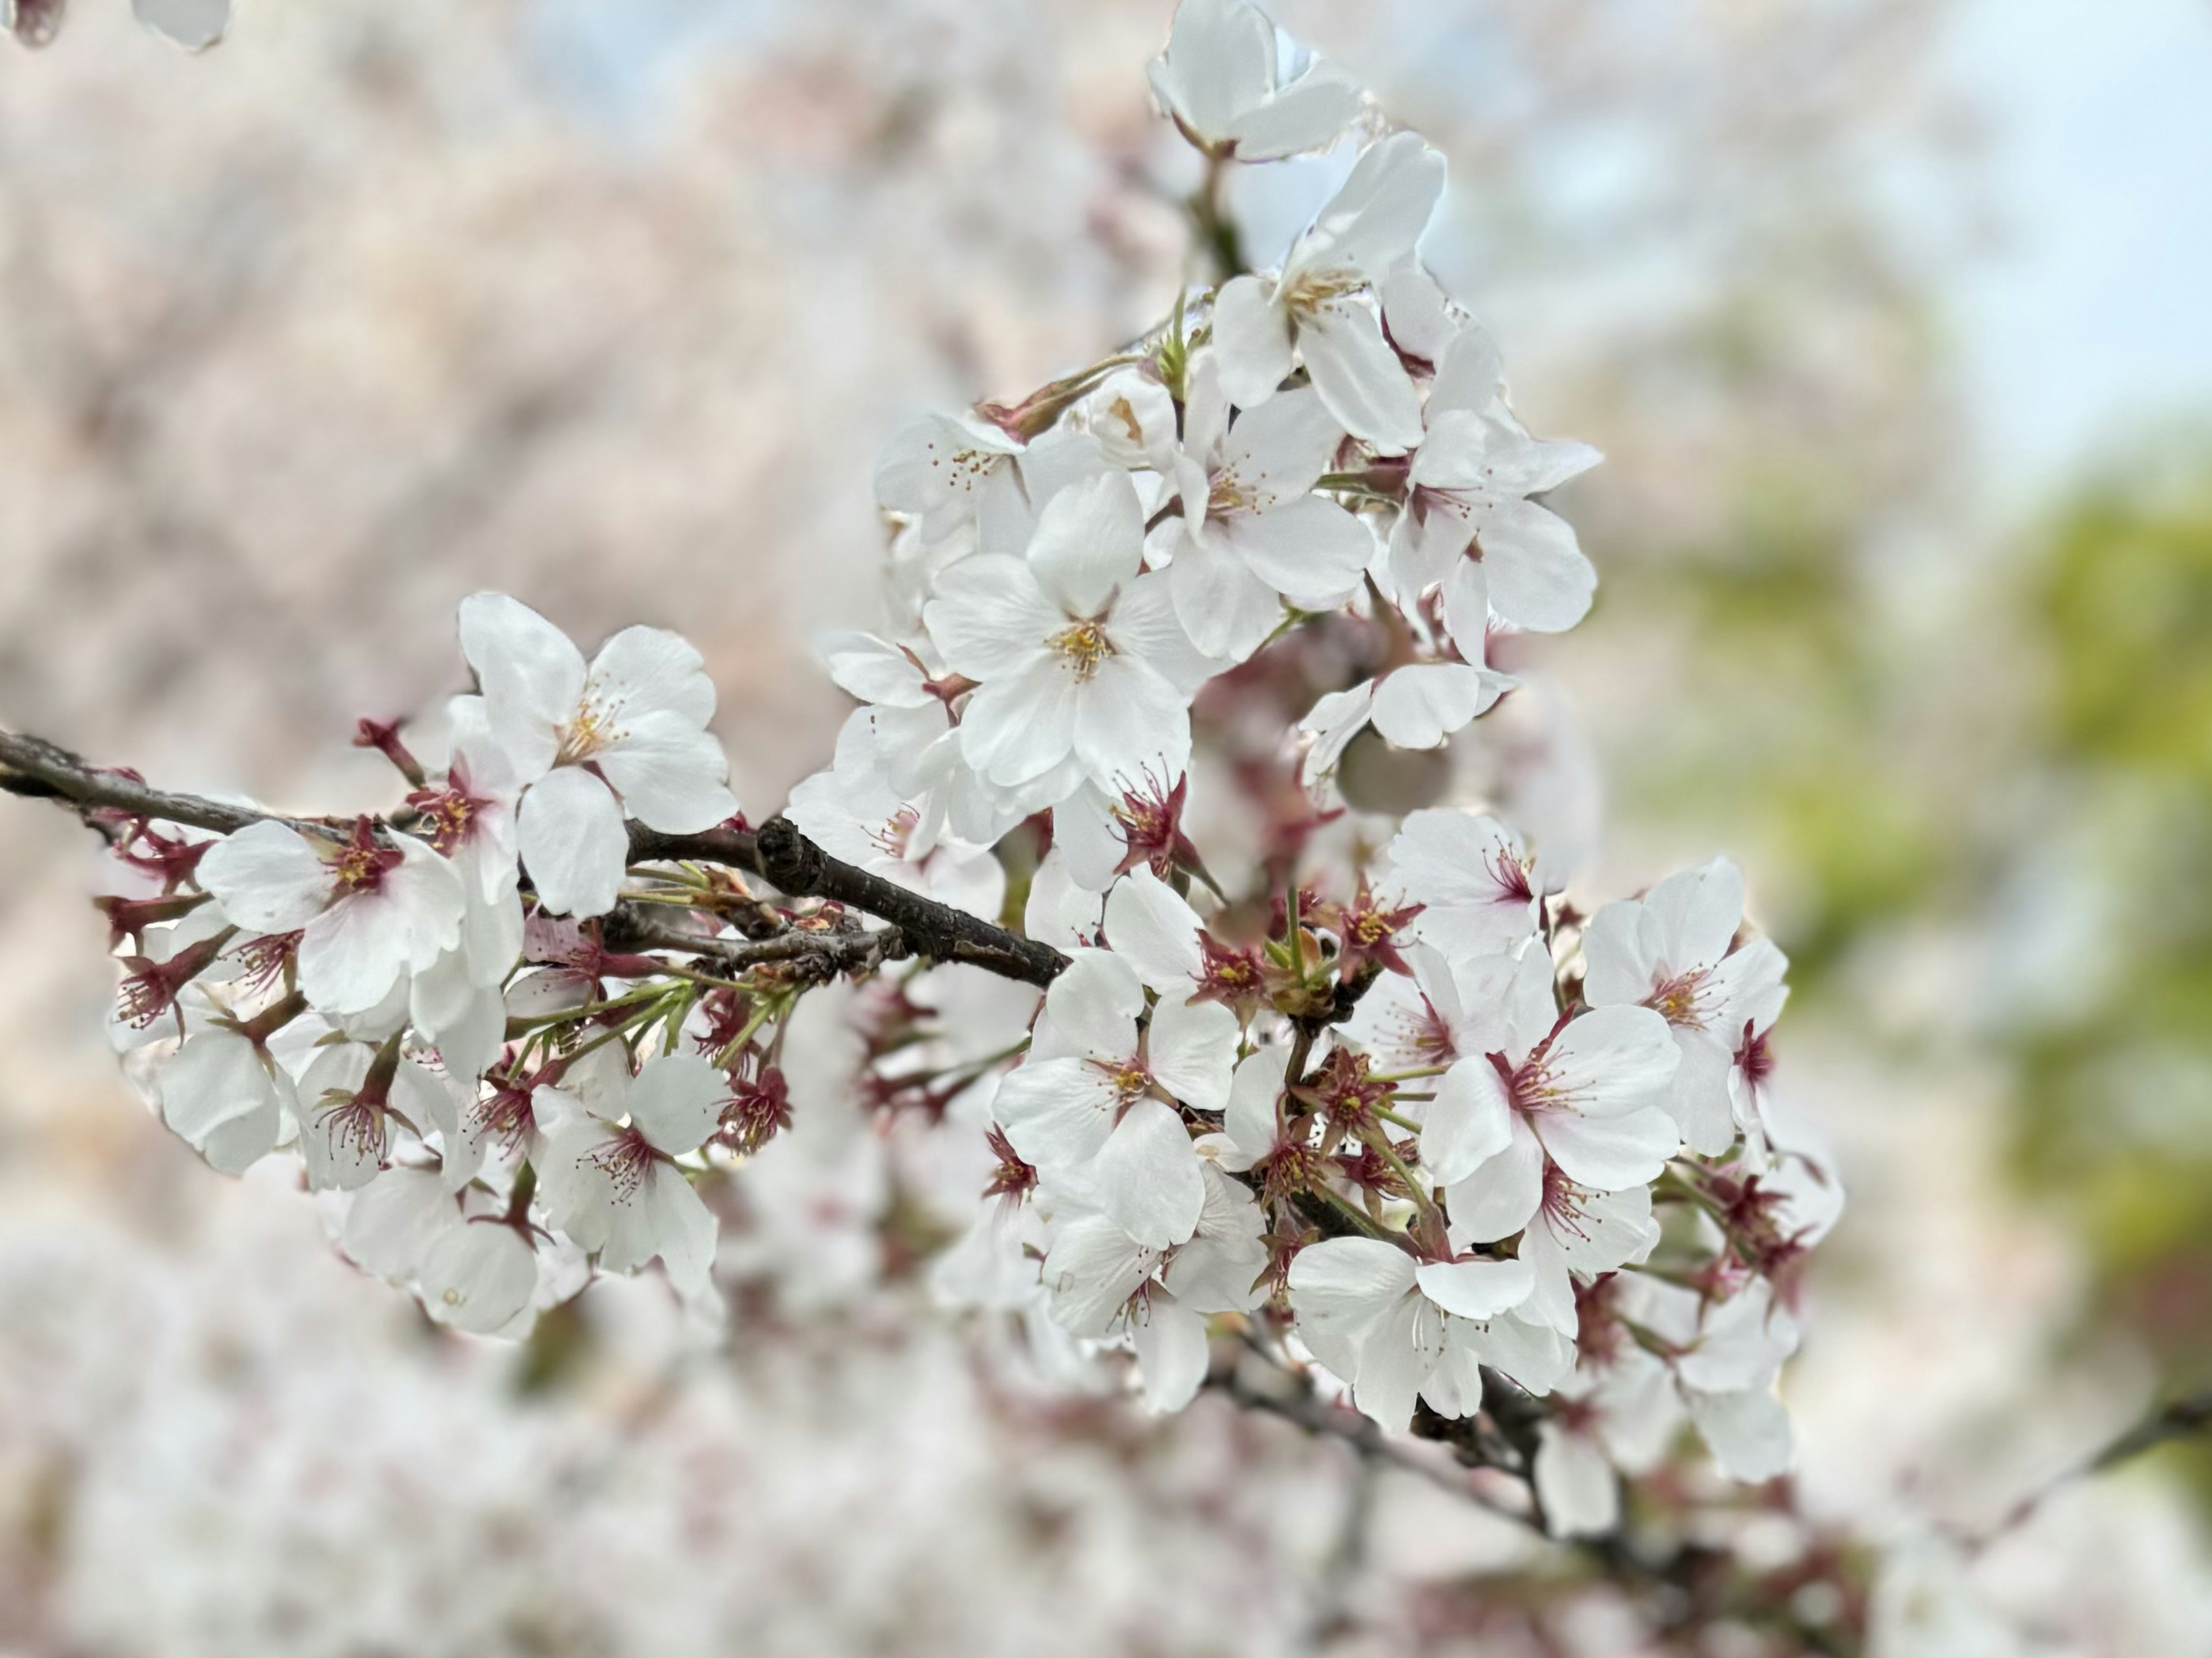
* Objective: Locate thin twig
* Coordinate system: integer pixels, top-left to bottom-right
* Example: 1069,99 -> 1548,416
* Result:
0,724 -> 1070,991
1976,1384 -> 2212,1547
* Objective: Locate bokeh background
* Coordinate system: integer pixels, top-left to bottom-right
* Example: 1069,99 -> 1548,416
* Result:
2,1 -> 2210,1652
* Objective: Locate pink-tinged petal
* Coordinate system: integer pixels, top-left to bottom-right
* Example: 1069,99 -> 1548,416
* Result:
419,1222 -> 538,1335
922,556 -> 1061,681
1482,498 -> 1595,633
1535,1425 -> 1620,1538
959,657 -> 1082,788
588,623 -> 717,727
517,766 -> 629,919
597,710 -> 736,833
1532,1104 -> 1679,1193
1093,1096 -> 1207,1248
1170,526 -> 1285,661
1421,1055 -> 1513,1185
1415,1255 -> 1534,1320
1103,866 -> 1206,991
1297,302 -> 1425,452
198,821 -> 332,933
1074,655 -> 1193,791
1212,274 -> 1295,409
627,1052 -> 726,1155
1027,470 -> 1146,618
1226,495 -> 1373,610
1147,995 -> 1237,1114
1444,1113 -> 1545,1245
457,593 -> 581,777
1131,1291 -> 1211,1415
1369,662 -> 1506,749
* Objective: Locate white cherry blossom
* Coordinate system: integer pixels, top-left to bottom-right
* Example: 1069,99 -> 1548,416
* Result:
1147,0 -> 1363,162
157,1026 -> 294,1175
1384,808 -> 1551,959
458,593 -> 738,919
1162,359 -> 1372,660
534,1052 -> 726,1323
1212,132 -> 1446,449
198,817 -> 465,1016
923,471 -> 1218,792
1286,1237 -> 1568,1429
989,949 -> 1230,1247
1582,856 -> 1790,1156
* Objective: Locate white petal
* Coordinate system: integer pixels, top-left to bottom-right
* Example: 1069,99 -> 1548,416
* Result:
1444,1114 -> 1545,1244
1102,867 -> 1206,991
924,557 -> 1062,681
1369,661 -> 1506,748
1427,323 -> 1505,417
588,624 -> 717,727
1131,1292 -> 1211,1415
1224,496 -> 1373,610
1220,384 -> 1340,504
1027,470 -> 1145,618
1093,1097 -> 1206,1248
1041,1214 -> 1156,1337
419,1222 -> 540,1335
1147,996 -> 1237,1114
1304,132 -> 1446,277
159,1029 -> 281,1170
1645,856 -> 1746,974
1580,897 -> 1661,1007
1421,1056 -> 1513,1185
598,710 -> 737,833
1212,274 -> 1294,409
1074,655 -> 1194,791
1668,1027 -> 1741,1157
1533,1105 -> 1680,1192
1153,0 -> 1272,137
198,821 -> 331,933
341,1167 -> 454,1281
1687,1387 -> 1794,1484
1225,60 -> 1365,161
1042,947 -> 1146,1059
1546,1006 -> 1682,1120
993,1058 -> 1120,1171
1287,1235 -> 1416,1340
1415,1255 -> 1534,1320
960,657 -> 1084,788
518,767 -> 630,919
1535,1426 -> 1620,1537
132,0 -> 230,52
458,593 -> 580,779
628,1052 -> 727,1155
1221,1049 -> 1281,1164
1297,302 -> 1425,452
1169,527 -> 1284,661
1482,499 -> 1594,633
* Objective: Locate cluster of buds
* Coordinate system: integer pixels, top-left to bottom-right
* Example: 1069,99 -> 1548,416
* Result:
21,0 -> 1843,1553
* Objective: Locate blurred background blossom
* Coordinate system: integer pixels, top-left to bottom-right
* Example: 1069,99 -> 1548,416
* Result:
2,1 -> 2210,1651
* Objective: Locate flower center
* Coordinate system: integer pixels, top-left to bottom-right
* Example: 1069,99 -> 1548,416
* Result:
868,804 -> 921,861
1207,469 -> 1256,517
315,1088 -> 389,1168
1649,968 -> 1711,1029
585,1125 -> 658,1202
555,701 -> 619,767
1050,620 -> 1116,681
1539,1162 -> 1598,1244
1278,265 -> 1367,316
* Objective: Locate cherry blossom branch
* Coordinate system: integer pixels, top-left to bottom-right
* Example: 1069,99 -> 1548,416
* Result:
1976,1382 -> 2212,1547
0,726 -> 1069,988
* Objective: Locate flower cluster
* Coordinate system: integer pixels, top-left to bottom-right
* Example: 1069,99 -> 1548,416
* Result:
47,0 -> 1840,1543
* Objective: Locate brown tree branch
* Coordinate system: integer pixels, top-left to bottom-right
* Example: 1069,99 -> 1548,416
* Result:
1,726 -> 1069,989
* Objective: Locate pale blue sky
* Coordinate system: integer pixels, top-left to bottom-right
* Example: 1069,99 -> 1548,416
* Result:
1944,0 -> 2212,499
